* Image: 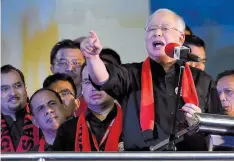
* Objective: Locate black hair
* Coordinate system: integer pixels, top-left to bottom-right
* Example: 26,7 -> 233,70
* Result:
1,64 -> 26,86
184,35 -> 206,50
29,88 -> 63,116
100,48 -> 122,65
50,39 -> 81,65
79,48 -> 121,82
216,69 -> 234,84
43,73 -> 77,97
185,25 -> 193,35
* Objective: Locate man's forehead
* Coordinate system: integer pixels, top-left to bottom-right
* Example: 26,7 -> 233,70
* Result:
189,44 -> 205,50
189,45 -> 206,58
148,12 -> 177,25
50,80 -> 72,89
1,70 -> 23,84
1,70 -> 20,77
56,48 -> 83,59
217,75 -> 234,87
33,90 -> 57,101
220,75 -> 234,82
52,86 -> 73,94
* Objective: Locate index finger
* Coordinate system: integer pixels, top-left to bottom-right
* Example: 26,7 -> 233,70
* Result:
90,30 -> 98,41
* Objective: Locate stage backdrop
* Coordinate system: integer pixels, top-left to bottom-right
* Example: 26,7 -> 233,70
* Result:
2,0 -> 234,96
1,0 -> 149,96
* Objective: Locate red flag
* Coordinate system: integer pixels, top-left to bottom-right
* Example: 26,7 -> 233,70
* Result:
182,64 -> 199,106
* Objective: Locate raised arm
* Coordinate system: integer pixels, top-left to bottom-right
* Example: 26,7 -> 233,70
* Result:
80,31 -> 109,85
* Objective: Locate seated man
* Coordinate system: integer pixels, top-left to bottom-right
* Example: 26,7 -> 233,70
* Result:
53,61 -> 123,151
43,73 -> 79,119
29,88 -> 67,152
1,65 -> 39,152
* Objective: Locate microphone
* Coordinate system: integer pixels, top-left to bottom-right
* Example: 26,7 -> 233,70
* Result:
165,43 -> 201,62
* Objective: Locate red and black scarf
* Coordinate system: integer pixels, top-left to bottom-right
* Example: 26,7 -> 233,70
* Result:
1,104 -> 40,152
140,57 -> 199,132
38,137 -> 45,152
75,103 -> 122,151
75,95 -> 88,117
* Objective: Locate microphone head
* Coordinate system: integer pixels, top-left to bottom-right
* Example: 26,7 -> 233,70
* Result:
165,43 -> 180,58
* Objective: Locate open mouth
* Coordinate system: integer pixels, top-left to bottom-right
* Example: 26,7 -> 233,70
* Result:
152,40 -> 165,48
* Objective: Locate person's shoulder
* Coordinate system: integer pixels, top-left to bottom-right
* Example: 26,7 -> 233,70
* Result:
64,117 -> 79,125
190,66 -> 214,81
105,61 -> 143,73
122,62 -> 143,68
59,117 -> 79,130
121,62 -> 143,74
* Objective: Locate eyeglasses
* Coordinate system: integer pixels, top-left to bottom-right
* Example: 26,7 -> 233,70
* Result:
55,60 -> 84,68
57,89 -> 75,97
145,25 -> 182,33
199,58 -> 207,64
81,79 -> 91,85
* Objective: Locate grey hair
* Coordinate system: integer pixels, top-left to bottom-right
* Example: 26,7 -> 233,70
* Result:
145,8 -> 185,33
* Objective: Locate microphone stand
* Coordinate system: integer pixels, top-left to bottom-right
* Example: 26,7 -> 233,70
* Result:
166,63 -> 185,151
150,123 -> 199,151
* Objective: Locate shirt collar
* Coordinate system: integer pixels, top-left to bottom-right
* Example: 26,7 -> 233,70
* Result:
86,104 -> 117,124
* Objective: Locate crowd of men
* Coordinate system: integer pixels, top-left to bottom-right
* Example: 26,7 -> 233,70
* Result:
1,8 -> 234,152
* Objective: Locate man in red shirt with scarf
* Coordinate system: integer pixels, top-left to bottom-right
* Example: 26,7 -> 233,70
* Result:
29,88 -> 67,152
53,56 -> 123,152
1,65 -> 39,152
80,8 -> 222,151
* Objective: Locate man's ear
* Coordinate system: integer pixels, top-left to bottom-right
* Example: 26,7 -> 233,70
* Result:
179,33 -> 185,45
25,86 -> 29,102
50,65 -> 55,74
32,117 -> 39,128
75,99 -> 80,110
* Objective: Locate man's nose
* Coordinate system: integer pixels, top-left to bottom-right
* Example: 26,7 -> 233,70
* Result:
9,87 -> 17,96
92,86 -> 97,92
65,62 -> 75,72
44,107 -> 54,116
219,91 -> 227,101
154,28 -> 163,37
